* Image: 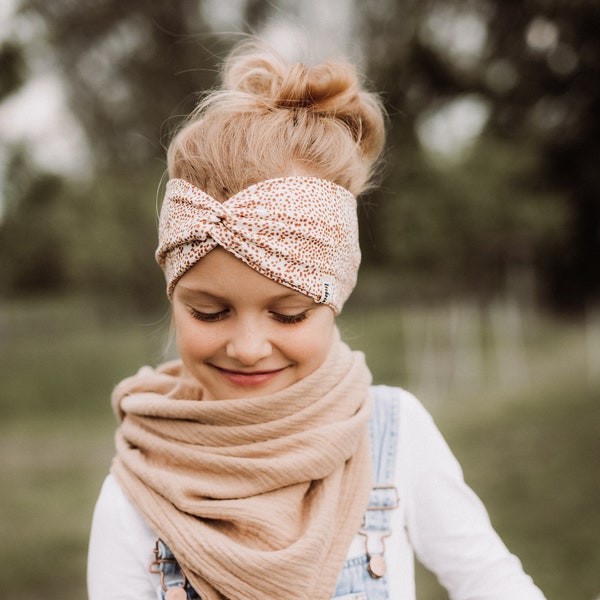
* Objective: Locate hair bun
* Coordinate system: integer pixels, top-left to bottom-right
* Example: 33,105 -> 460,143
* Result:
223,43 -> 383,161
224,43 -> 358,113
169,41 -> 385,198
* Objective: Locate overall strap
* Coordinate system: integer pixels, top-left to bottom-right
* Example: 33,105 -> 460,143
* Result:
368,386 -> 400,493
149,539 -> 200,599
361,385 -> 401,579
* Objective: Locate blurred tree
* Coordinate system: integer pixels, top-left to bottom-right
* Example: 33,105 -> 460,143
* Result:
357,0 -> 600,310
0,40 -> 27,102
0,150 -> 71,293
62,166 -> 167,313
2,0 -> 232,310
20,0 -> 222,169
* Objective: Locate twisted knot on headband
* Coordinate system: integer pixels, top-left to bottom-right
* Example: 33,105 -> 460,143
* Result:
155,177 -> 361,313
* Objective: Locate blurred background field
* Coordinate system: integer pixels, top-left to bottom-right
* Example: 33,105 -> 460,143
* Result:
1,292 -> 598,599
1,0 -> 599,598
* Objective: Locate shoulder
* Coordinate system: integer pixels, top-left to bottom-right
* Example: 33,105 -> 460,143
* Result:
368,384 -> 449,482
368,384 -> 462,478
95,474 -> 140,521
369,384 -> 436,429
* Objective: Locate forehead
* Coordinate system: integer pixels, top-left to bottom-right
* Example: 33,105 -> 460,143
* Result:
175,248 -> 316,305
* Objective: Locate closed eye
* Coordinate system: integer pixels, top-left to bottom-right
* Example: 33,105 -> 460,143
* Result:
271,311 -> 309,324
189,307 -> 229,322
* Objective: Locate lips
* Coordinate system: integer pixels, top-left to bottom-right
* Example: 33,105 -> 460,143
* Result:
213,366 -> 287,388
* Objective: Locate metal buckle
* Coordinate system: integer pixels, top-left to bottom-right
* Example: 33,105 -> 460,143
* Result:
366,484 -> 399,511
358,528 -> 391,579
148,538 -> 188,595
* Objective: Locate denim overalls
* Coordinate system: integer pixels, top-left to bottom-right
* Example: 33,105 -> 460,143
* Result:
150,385 -> 400,600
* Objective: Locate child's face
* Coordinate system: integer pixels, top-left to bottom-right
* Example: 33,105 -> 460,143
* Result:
172,248 -> 336,400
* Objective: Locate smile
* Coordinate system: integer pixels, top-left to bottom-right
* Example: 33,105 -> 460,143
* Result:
213,366 -> 287,387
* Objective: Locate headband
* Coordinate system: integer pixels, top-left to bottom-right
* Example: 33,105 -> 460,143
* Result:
155,176 -> 361,313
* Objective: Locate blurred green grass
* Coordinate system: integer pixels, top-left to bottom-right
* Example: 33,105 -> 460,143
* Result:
0,294 -> 598,599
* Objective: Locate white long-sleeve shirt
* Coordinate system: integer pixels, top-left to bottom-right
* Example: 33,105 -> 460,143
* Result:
87,389 -> 546,599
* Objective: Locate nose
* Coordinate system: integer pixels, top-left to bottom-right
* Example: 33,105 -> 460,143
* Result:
225,318 -> 272,366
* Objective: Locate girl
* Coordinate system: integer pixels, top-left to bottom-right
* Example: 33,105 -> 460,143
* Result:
87,42 -> 547,600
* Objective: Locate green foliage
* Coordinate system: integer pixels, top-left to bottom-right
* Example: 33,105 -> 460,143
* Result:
359,0 -> 600,309
368,136 -> 569,302
0,152 -> 72,292
61,167 -> 168,312
0,156 -> 166,311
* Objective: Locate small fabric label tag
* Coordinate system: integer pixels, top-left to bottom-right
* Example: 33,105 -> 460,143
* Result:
319,275 -> 335,304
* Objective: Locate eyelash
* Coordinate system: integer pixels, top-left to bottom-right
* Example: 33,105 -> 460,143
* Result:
272,311 -> 309,324
189,308 -> 229,322
188,307 -> 309,324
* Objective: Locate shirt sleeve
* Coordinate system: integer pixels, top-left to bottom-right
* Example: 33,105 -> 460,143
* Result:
87,474 -> 160,600
398,391 -> 547,600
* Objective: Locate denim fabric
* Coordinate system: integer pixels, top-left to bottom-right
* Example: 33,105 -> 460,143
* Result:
152,539 -> 200,600
331,385 -> 399,600
153,385 -> 399,600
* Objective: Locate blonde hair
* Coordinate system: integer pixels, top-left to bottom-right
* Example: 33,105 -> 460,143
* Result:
167,42 -> 386,199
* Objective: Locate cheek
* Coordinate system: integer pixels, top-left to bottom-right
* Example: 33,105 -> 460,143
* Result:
289,319 -> 335,368
175,321 -> 219,360
177,329 -> 195,356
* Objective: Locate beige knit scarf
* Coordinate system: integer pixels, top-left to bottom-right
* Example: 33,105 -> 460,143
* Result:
111,330 -> 373,600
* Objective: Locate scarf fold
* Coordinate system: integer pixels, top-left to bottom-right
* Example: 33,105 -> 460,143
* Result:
111,331 -> 373,600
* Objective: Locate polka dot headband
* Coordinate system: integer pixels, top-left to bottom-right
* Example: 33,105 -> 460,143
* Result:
155,176 -> 361,314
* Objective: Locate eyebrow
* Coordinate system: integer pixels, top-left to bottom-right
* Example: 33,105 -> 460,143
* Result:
176,287 -> 228,303
175,286 -> 311,304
